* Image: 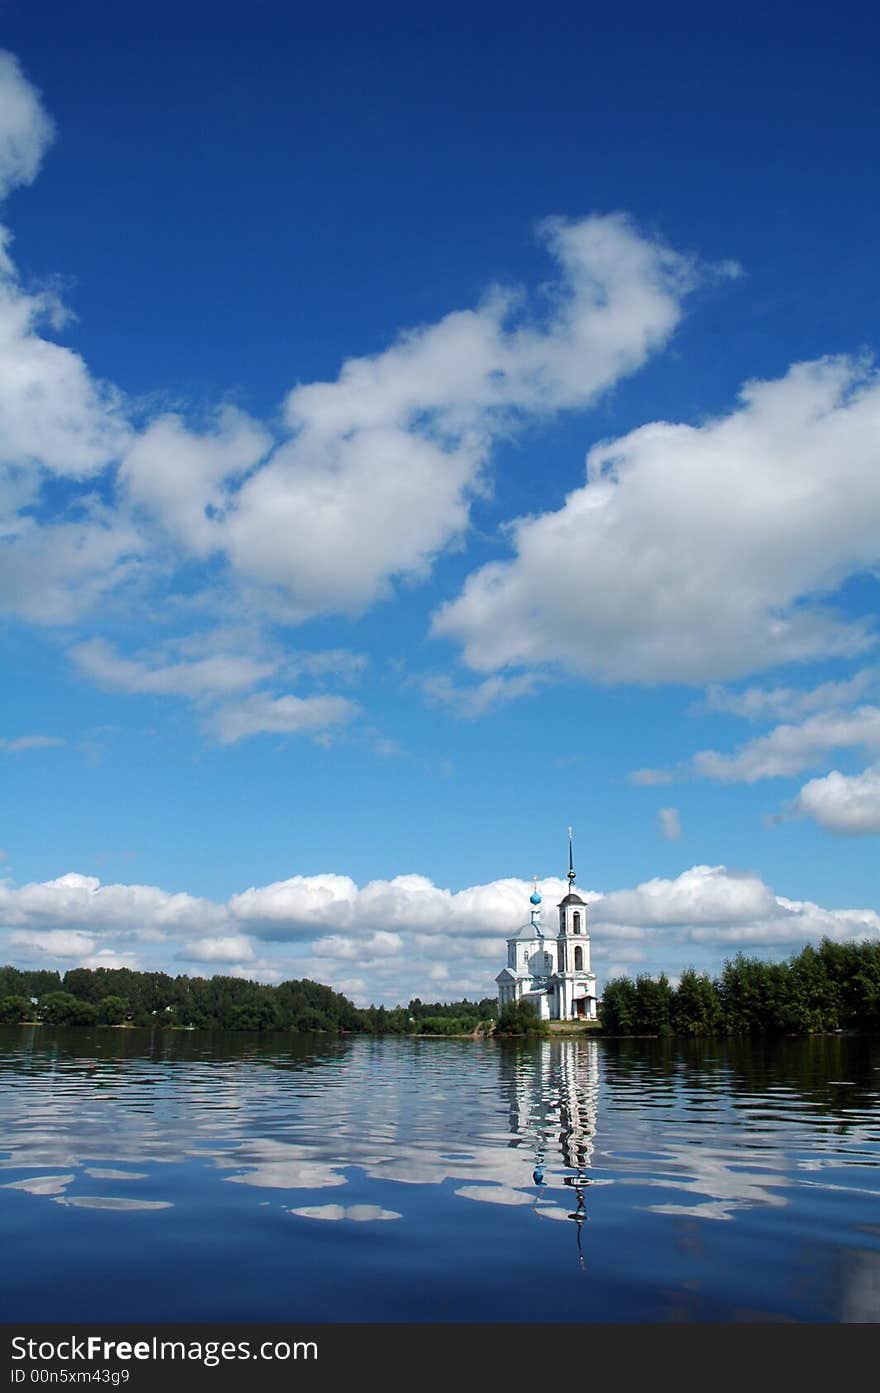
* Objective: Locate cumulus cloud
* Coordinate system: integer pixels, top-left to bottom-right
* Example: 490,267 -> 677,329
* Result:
434,357 -> 880,685
70,638 -> 277,700
0,510 -> 141,625
0,871 -> 224,936
0,277 -> 130,479
119,409 -> 270,557
183,935 -> 257,964
210,692 -> 359,744
204,212 -> 708,622
7,928 -> 96,958
702,670 -> 879,722
597,865 -> 778,927
794,765 -> 880,835
312,931 -> 404,960
1,51 -> 749,646
693,705 -> 880,782
0,73 -> 715,631
0,864 -> 877,1002
0,51 -> 54,200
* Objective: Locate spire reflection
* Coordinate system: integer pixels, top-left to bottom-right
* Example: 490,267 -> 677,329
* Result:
502,1037 -> 599,1268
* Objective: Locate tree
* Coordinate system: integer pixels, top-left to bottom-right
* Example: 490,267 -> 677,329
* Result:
600,977 -> 638,1033
96,995 -> 129,1026
496,1000 -> 548,1036
40,992 -> 97,1026
673,969 -> 722,1036
0,995 -> 31,1023
634,972 -> 673,1035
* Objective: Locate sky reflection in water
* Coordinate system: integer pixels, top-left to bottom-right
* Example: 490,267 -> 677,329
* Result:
1,1028 -> 879,1322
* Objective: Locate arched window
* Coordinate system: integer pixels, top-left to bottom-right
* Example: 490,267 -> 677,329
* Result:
574,945 -> 584,971
573,911 -> 581,933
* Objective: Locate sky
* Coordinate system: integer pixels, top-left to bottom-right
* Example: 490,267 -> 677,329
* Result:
1,0 -> 879,1006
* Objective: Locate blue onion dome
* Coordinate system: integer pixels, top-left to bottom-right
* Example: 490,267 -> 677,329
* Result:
530,890 -> 542,905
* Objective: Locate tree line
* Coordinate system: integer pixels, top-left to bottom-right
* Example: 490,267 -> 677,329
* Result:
600,938 -> 880,1036
0,965 -> 497,1035
2,936 -> 878,1037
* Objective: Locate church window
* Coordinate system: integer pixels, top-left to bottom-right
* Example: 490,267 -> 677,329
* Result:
575,945 -> 584,971
573,911 -> 581,933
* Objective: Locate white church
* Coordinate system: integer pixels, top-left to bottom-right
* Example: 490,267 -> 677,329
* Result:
496,833 -> 598,1022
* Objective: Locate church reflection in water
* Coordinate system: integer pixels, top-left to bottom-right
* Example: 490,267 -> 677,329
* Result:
500,1037 -> 600,1268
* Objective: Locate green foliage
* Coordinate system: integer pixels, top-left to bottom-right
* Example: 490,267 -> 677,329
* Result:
96,995 -> 129,1025
0,964 -> 366,1033
600,938 -> 880,1037
496,1000 -> 549,1037
39,992 -> 97,1026
8,940 -> 875,1040
403,996 -> 497,1034
635,972 -> 674,1036
0,966 -> 61,1000
599,977 -> 637,1033
0,995 -> 32,1023
672,969 -> 722,1036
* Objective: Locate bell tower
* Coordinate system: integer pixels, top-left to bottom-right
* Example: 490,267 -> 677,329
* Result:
555,828 -> 597,1020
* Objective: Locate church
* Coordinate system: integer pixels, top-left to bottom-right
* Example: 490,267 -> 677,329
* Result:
495,833 -> 598,1022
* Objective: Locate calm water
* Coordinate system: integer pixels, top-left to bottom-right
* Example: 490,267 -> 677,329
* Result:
1,1027 -> 879,1322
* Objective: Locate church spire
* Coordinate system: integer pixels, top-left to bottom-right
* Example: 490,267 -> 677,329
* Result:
567,826 -> 576,887
529,875 -> 542,931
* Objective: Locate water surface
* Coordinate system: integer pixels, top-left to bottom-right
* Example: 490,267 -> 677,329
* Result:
2,1027 -> 878,1322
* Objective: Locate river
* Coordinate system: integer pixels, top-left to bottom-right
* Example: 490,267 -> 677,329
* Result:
1,1027 -> 878,1322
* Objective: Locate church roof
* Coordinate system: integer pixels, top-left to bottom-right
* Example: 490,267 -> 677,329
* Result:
558,892 -> 586,906
508,922 -> 544,941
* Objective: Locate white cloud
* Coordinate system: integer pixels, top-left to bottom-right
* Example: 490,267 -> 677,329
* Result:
0,277 -> 130,479
119,409 -> 270,557
0,511 -> 141,626
80,949 -> 141,971
658,807 -> 682,840
629,767 -> 674,786
420,671 -> 547,718
0,871 -> 224,936
1,863 -> 877,1003
597,865 -> 778,927
283,213 -> 702,436
216,213 -> 707,621
1,93 -> 714,629
0,56 -> 128,498
283,649 -> 368,686
7,929 -> 96,958
693,705 -> 880,782
211,692 -> 359,744
70,637 -> 276,699
434,357 -> 880,684
183,935 -> 257,963
312,931 -> 404,960
702,670 -> 878,722
0,734 -> 63,752
794,765 -> 880,835
0,51 -> 54,201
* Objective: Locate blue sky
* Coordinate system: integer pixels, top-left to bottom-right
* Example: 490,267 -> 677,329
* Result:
1,1 -> 879,1004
